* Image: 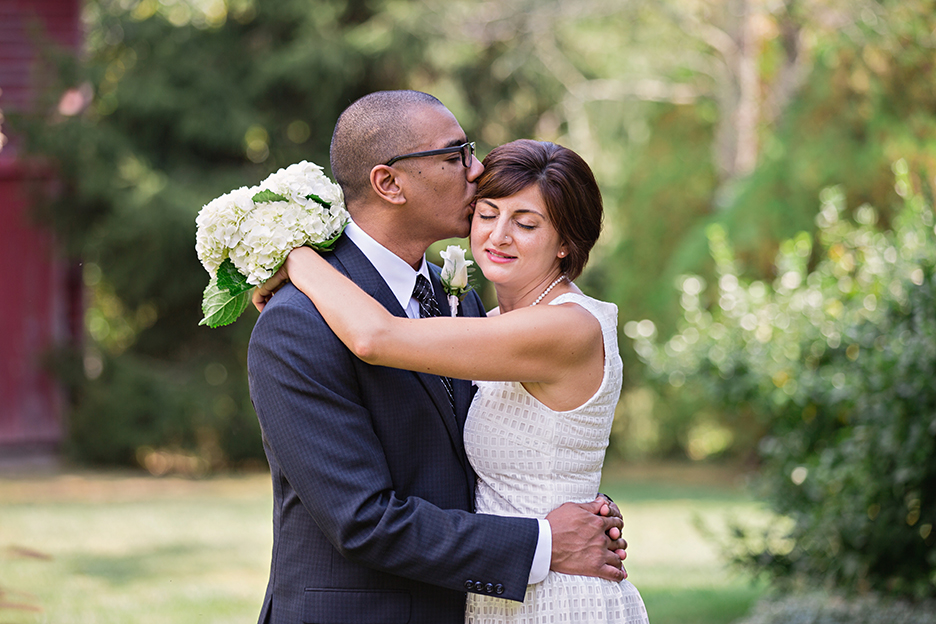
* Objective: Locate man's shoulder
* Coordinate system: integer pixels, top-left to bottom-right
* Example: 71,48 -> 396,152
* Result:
268,279 -> 319,307
249,239 -> 370,339
250,283 -> 322,339
259,241 -> 358,314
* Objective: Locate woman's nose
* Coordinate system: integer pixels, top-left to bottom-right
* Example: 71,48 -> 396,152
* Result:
491,219 -> 511,244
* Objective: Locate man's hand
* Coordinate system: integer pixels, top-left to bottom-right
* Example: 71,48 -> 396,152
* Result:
546,498 -> 628,582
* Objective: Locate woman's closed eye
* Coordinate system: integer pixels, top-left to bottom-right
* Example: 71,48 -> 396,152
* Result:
476,212 -> 536,230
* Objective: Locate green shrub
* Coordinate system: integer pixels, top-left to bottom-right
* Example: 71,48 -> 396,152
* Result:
54,347 -> 261,471
628,160 -> 936,598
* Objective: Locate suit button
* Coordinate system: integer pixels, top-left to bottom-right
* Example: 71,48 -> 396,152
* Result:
494,584 -> 505,595
474,581 -> 484,592
464,579 -> 474,590
485,583 -> 495,594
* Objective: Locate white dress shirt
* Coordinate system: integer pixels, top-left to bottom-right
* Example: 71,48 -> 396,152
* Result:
344,220 -> 552,585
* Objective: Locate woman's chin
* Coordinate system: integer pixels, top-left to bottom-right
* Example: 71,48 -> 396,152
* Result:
477,265 -> 510,287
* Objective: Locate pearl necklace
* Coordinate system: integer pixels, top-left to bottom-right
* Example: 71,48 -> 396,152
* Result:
530,275 -> 566,306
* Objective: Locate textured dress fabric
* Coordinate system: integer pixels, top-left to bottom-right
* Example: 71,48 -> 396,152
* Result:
463,293 -> 650,624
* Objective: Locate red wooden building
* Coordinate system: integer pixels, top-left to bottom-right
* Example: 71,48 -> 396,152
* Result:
0,0 -> 84,463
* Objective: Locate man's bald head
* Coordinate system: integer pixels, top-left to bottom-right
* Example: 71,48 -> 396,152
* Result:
330,90 -> 445,206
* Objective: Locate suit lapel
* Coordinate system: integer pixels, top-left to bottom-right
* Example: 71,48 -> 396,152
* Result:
427,266 -> 479,490
330,237 -> 406,316
331,238 -> 471,475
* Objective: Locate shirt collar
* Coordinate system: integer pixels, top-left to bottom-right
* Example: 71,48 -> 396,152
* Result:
344,220 -> 431,311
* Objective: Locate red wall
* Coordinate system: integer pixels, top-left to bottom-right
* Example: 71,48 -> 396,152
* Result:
0,0 -> 83,456
0,0 -> 83,111
0,165 -> 80,450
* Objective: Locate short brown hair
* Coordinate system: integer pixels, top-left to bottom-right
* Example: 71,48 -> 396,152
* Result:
475,139 -> 603,280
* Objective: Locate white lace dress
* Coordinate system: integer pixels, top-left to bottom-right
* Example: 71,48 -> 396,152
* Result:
463,293 -> 650,624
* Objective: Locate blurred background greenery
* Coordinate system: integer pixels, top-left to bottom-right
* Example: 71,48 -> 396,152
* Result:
5,0 -> 936,619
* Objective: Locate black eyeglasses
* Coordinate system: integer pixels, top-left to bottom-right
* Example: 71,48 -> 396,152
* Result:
385,142 -> 476,168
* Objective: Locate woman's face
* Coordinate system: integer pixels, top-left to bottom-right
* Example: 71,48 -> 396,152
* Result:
470,184 -> 567,289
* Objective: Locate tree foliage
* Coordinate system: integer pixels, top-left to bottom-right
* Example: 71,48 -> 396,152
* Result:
611,0 -> 936,458
14,0 -> 402,467
10,0 -> 936,472
630,161 -> 936,597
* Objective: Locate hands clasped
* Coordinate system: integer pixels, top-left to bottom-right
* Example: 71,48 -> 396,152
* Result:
546,495 -> 628,583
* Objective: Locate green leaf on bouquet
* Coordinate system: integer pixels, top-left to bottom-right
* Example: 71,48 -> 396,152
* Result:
199,275 -> 253,328
306,193 -> 331,208
252,189 -> 288,203
216,258 -> 252,296
308,221 -> 348,252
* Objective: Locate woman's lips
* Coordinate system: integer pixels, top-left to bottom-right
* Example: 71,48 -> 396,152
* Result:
485,249 -> 516,263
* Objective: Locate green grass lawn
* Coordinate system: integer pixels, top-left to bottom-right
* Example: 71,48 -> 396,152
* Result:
601,462 -> 767,624
0,462 -> 765,623
0,471 -> 273,624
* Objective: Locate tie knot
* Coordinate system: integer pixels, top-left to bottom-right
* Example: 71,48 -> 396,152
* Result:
413,274 -> 442,319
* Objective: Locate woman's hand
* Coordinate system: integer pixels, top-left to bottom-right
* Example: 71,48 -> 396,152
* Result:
252,263 -> 291,313
253,246 -> 327,312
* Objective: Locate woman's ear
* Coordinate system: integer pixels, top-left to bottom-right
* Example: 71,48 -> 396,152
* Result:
370,165 -> 406,205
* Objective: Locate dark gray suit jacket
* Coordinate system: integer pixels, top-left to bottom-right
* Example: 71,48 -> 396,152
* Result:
248,235 -> 539,623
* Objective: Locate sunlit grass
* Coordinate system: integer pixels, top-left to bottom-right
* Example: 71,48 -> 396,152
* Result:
0,471 -> 273,624
0,462 -> 765,623
601,462 -> 767,624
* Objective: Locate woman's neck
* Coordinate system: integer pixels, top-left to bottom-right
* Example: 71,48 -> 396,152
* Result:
495,271 -> 567,313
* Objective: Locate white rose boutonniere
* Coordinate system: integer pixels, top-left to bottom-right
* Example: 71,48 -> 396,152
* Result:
196,160 -> 348,328
439,244 -> 474,317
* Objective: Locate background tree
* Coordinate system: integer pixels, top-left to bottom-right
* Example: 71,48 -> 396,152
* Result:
630,161 -> 936,598
12,0 -> 936,472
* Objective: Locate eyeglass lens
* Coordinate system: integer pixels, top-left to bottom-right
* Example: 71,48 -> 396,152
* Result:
461,142 -> 475,167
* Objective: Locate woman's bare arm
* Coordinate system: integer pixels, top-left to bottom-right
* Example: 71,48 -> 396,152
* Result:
252,246 -> 601,384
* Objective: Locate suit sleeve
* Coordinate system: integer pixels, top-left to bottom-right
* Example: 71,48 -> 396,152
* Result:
248,286 -> 538,601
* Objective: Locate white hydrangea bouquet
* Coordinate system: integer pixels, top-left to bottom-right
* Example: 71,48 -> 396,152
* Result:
196,160 -> 348,328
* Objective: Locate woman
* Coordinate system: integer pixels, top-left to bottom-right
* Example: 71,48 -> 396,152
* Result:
254,139 -> 650,624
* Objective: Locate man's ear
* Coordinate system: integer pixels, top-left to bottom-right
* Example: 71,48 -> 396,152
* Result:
370,165 -> 406,205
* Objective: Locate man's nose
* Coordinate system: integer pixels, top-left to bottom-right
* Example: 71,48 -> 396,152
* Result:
466,154 -> 484,182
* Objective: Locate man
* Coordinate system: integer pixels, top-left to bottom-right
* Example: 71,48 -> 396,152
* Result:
248,90 -> 625,623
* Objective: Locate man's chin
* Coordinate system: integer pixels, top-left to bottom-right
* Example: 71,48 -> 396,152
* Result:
445,221 -> 472,240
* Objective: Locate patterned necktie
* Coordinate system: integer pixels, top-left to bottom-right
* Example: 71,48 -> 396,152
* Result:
412,274 -> 455,410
